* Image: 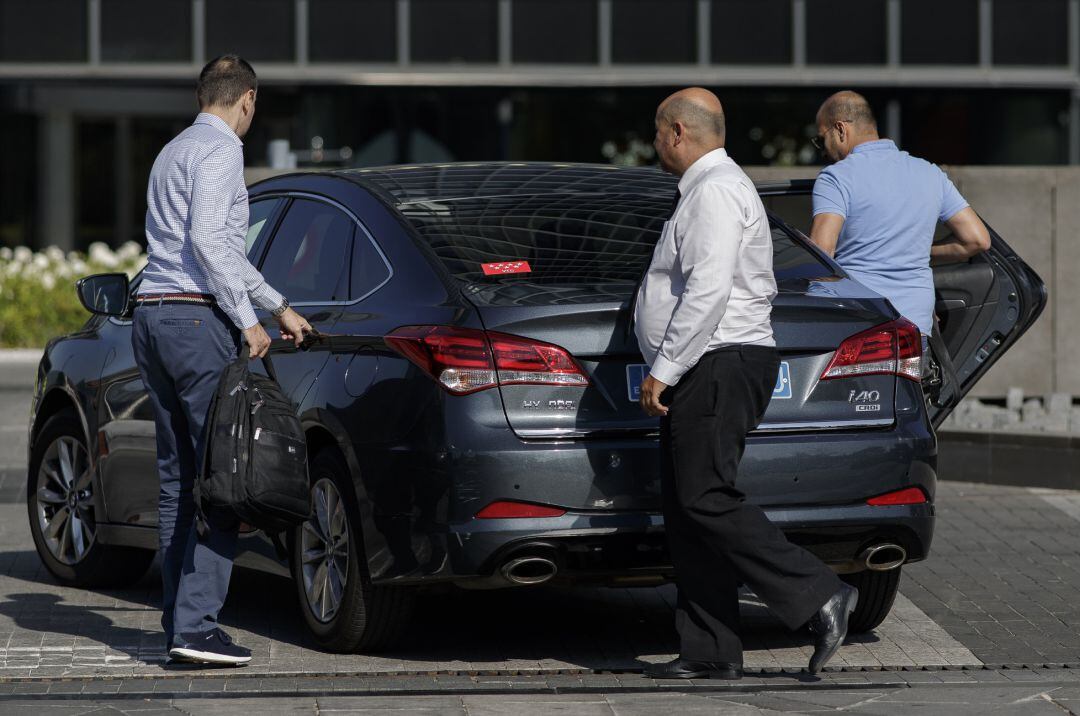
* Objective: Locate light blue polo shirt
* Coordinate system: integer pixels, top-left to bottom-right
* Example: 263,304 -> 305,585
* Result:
812,139 -> 969,336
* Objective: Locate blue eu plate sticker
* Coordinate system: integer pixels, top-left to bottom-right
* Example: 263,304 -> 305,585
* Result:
626,364 -> 649,402
773,361 -> 792,399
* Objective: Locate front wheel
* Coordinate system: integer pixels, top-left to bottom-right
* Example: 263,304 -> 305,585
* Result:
27,412 -> 154,587
840,567 -> 902,633
292,448 -> 413,652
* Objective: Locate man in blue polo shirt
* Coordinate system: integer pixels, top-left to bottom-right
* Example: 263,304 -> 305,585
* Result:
809,91 -> 990,343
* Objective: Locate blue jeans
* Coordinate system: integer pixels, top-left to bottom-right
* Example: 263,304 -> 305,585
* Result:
131,302 -> 241,646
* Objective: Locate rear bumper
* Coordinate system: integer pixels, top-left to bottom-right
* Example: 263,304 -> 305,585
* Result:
431,500 -> 933,588
364,401 -> 936,587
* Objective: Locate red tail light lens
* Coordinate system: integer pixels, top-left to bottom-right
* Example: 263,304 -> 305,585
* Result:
820,319 -> 922,382
475,501 -> 567,519
385,326 -> 589,395
866,486 -> 928,506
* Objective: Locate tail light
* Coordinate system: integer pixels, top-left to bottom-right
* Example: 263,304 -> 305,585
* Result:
820,318 -> 922,382
475,501 -> 567,519
385,325 -> 589,395
866,486 -> 928,506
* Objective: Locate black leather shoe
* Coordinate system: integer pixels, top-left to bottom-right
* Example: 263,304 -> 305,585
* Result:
807,584 -> 859,674
645,657 -> 743,680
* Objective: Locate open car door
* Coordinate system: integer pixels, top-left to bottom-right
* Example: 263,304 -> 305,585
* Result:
928,223 -> 1046,426
758,179 -> 1046,429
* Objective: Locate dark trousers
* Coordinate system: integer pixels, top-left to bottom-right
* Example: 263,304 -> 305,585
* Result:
131,302 -> 241,646
659,345 -> 841,663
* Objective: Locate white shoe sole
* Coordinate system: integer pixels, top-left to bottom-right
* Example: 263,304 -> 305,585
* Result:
168,647 -> 251,665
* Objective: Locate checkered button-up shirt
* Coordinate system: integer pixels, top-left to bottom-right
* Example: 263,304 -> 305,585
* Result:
141,113 -> 284,329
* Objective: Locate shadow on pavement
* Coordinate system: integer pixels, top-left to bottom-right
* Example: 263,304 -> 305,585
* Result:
0,547 -> 847,670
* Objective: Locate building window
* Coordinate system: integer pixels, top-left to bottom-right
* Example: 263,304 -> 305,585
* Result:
513,0 -> 598,64
711,0 -> 792,65
102,0 -> 191,62
993,0 -> 1067,66
206,0 -> 295,62
411,0 -> 498,63
310,0 -> 397,63
806,0 -> 886,65
901,0 -> 978,65
0,0 -> 86,62
612,0 -> 696,64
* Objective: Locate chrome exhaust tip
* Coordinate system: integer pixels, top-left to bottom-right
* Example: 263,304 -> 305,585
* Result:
501,556 -> 558,585
860,543 -> 907,571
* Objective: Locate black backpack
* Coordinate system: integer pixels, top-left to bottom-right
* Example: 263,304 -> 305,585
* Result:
197,344 -> 312,535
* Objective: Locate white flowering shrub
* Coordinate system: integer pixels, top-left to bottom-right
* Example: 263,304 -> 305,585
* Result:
0,242 -> 147,348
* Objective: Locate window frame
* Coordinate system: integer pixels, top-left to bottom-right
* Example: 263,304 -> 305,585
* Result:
253,192 -> 394,306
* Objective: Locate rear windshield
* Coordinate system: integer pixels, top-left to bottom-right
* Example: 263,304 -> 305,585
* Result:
398,192 -> 836,306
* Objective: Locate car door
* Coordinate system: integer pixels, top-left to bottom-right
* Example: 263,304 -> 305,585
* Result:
96,197 -> 287,528
248,195 -> 356,407
759,181 -> 1046,428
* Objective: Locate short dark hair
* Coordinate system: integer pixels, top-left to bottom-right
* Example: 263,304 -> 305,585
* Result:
197,55 -> 257,109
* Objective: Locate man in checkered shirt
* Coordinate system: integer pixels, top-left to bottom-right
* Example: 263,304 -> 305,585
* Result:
132,55 -> 311,666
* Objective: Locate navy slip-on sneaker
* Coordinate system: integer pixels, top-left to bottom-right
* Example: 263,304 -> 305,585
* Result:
168,628 -> 251,666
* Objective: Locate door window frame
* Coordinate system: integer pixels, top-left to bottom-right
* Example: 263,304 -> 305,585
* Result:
253,191 -> 394,307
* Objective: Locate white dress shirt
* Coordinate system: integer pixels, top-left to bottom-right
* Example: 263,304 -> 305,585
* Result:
634,148 -> 776,387
141,113 -> 284,330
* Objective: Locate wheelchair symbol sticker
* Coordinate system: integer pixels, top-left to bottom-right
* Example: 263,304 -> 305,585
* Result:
773,362 -> 792,399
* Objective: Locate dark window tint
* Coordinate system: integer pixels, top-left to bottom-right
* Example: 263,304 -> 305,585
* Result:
513,0 -> 597,63
411,0 -> 498,63
245,198 -> 283,258
806,0 -> 886,64
206,0 -> 294,62
0,0 -> 86,61
102,0 -> 190,62
993,0 -> 1067,65
260,199 -> 354,303
351,232 -> 391,300
612,0 -> 696,64
711,0 -> 792,64
901,0 -> 978,65
310,0 -> 396,62
762,194 -> 813,237
399,194 -> 833,306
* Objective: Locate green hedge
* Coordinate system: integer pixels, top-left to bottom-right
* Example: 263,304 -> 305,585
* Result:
0,243 -> 146,348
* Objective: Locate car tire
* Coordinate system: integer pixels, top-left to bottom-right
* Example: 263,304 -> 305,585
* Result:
840,566 -> 902,633
27,411 -> 155,587
292,448 -> 414,653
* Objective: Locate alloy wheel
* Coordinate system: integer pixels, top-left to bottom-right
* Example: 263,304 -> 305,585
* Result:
300,477 -> 350,623
35,435 -> 96,565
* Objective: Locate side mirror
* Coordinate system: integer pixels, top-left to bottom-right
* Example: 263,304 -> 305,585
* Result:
76,273 -> 130,317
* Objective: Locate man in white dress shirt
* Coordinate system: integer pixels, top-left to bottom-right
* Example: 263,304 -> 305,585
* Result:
134,55 -> 310,665
635,88 -> 857,679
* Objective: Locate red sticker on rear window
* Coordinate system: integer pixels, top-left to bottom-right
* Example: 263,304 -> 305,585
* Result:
481,261 -> 532,275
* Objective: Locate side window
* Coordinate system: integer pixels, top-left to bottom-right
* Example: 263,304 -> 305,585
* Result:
246,198 -> 283,259
260,199 -> 354,304
350,231 -> 391,300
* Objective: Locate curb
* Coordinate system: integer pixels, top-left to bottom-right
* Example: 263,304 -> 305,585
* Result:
0,350 -> 41,392
937,429 -> 1080,489
4,664 -> 1080,701
0,350 -> 43,363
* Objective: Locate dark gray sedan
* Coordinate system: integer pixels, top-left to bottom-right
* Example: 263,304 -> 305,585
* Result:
26,163 -> 1044,652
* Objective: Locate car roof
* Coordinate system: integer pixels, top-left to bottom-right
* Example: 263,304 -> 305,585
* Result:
328,162 -> 812,206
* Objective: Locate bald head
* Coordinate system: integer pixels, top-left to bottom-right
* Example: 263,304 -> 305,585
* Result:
817,90 -> 877,131
657,87 -> 726,144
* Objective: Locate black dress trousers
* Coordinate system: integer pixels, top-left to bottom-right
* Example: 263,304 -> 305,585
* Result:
659,344 -> 842,663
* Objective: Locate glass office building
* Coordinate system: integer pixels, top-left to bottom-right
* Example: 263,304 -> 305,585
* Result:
0,0 -> 1077,249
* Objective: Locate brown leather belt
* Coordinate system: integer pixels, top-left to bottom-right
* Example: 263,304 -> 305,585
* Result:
135,292 -> 216,307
